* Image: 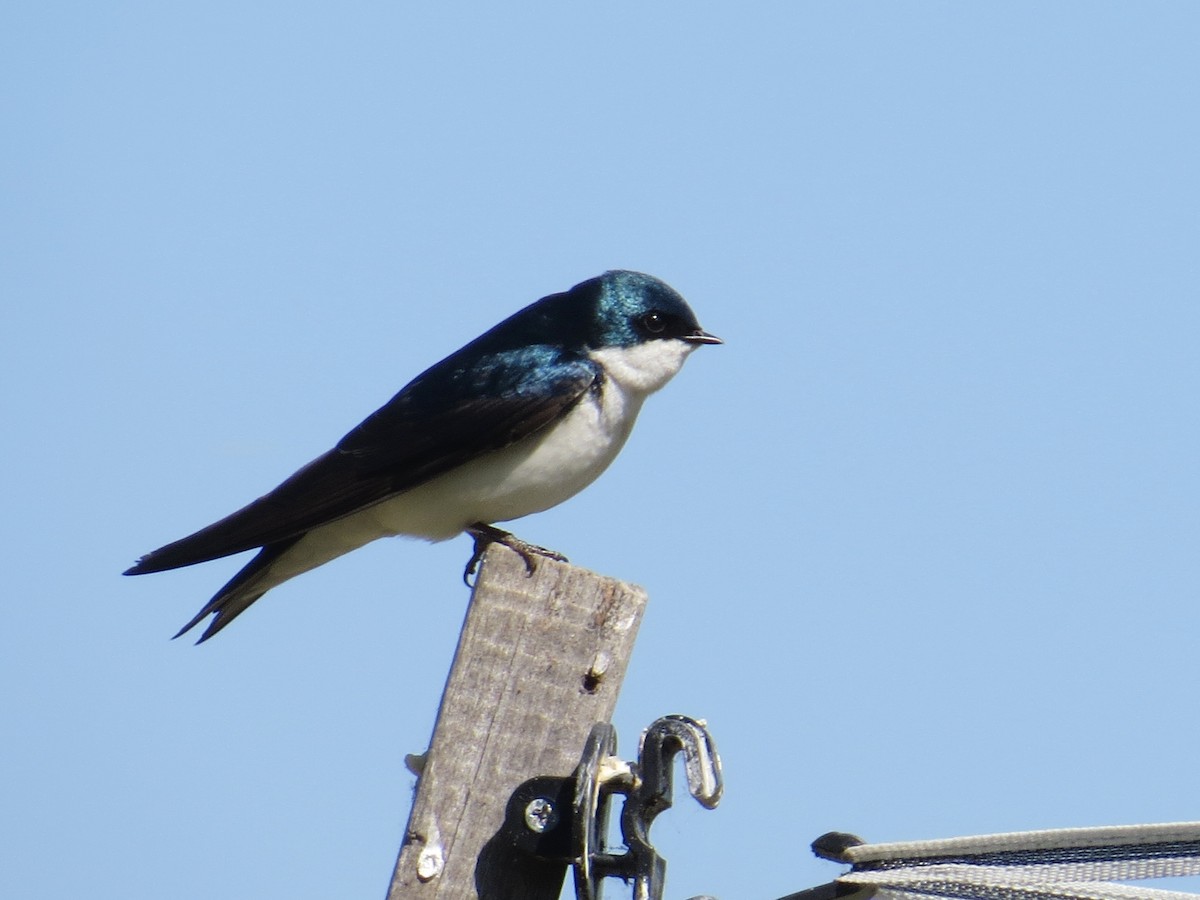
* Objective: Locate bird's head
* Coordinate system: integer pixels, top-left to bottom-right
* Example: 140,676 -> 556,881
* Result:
586,270 -> 722,351
579,270 -> 722,395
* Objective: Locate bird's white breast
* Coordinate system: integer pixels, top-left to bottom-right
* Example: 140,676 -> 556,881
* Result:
366,337 -> 700,539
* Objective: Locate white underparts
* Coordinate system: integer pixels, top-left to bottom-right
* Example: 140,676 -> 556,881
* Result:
241,338 -> 699,594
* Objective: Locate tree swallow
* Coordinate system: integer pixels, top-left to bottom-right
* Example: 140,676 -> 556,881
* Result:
125,270 -> 721,642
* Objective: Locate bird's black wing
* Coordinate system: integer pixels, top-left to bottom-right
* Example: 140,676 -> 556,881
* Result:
125,352 -> 602,574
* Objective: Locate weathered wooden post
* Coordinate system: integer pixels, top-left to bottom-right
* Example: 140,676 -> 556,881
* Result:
386,544 -> 648,899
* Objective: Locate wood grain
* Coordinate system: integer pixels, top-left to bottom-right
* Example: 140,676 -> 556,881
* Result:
385,544 -> 647,899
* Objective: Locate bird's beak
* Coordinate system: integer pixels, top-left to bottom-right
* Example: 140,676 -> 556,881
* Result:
683,329 -> 723,346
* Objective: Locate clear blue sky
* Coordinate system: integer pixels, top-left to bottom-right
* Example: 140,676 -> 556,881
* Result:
4,3 -> 1199,899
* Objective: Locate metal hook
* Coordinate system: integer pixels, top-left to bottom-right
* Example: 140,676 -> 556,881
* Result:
499,715 -> 723,900
576,715 -> 723,900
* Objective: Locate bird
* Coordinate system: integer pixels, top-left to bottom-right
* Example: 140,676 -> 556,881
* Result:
124,270 -> 721,642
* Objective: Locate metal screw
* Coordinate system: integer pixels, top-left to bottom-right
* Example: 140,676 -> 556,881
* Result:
524,797 -> 559,833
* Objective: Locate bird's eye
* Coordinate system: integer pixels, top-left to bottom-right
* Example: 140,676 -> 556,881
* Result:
640,312 -> 666,334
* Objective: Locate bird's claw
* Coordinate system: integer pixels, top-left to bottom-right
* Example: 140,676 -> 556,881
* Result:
463,523 -> 568,586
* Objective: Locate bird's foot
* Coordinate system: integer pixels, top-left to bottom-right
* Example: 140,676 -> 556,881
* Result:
463,523 -> 568,585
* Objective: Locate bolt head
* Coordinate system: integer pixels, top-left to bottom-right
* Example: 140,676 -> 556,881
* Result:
523,797 -> 559,833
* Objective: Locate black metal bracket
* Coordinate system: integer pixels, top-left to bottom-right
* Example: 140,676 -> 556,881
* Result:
498,714 -> 723,900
